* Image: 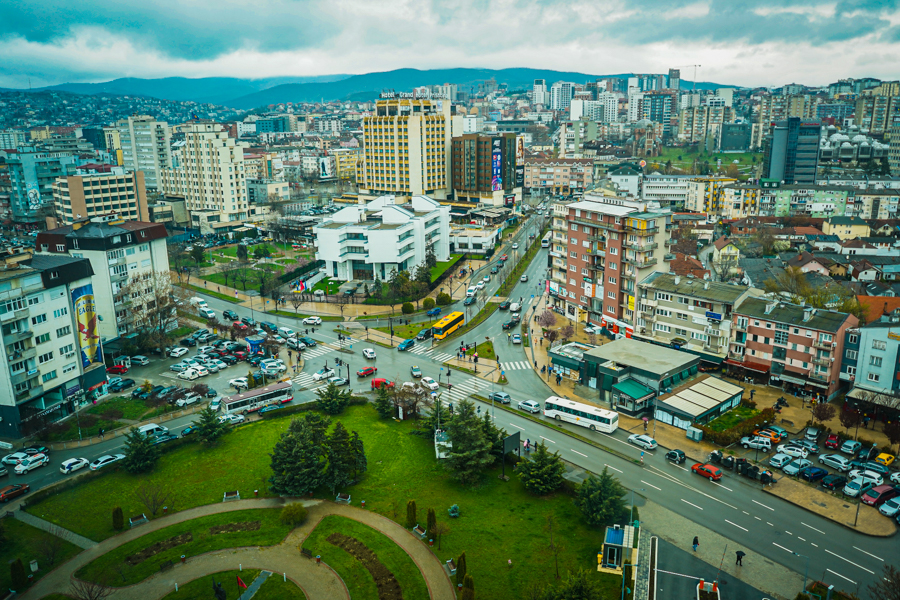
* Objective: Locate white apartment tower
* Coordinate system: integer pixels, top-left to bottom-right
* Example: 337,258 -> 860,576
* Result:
550,82 -> 575,111
533,79 -> 548,106
116,115 -> 172,190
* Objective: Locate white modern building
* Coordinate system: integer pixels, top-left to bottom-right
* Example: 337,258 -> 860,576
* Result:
116,115 -> 172,190
532,79 -> 548,106
550,82 -> 575,111
641,175 -> 693,209
314,195 -> 450,281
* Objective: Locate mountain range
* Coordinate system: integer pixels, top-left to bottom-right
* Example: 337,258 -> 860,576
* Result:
2,68 -> 732,110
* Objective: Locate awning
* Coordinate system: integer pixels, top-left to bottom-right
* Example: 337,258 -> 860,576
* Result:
613,379 -> 655,401
725,359 -> 770,373
778,374 -> 808,386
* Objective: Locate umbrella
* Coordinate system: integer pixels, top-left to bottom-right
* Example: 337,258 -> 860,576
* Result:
736,551 -> 746,558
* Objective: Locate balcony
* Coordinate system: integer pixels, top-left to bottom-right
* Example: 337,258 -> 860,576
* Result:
731,337 -> 746,346
588,234 -> 606,243
641,310 -> 656,320
588,246 -> 606,257
665,238 -> 678,246
810,372 -> 828,382
643,298 -> 658,308
705,327 -> 723,337
728,351 -> 744,360
624,224 -> 659,235
813,340 -> 833,351
4,328 -> 32,343
624,241 -> 658,252
11,370 -> 37,387
813,357 -> 830,366
15,384 -> 44,403
663,253 -> 676,262
588,263 -> 604,273
734,322 -> 747,332
623,256 -> 658,269
570,216 -> 603,230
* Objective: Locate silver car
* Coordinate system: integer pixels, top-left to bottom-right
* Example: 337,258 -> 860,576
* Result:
769,453 -> 792,469
783,458 -> 812,476
879,497 -> 900,517
518,400 -> 541,413
818,453 -> 851,472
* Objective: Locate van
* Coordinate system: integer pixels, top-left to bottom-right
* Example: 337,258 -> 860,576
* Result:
509,302 -> 522,312
138,424 -> 169,438
278,326 -> 296,338
190,297 -> 208,309
199,307 -> 215,319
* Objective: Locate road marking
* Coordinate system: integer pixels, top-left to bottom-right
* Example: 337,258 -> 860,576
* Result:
605,464 -> 623,473
711,482 -> 732,491
681,499 -> 703,510
641,480 -> 661,491
853,546 -> 884,562
742,511 -> 750,515
785,531 -> 793,536
570,449 -> 587,458
540,436 -> 556,444
767,522 -> 774,526
826,569 -> 856,585
725,520 -> 748,532
811,543 -> 818,548
797,537 -> 806,542
801,522 -> 826,535
825,549 -> 875,574
772,542 -> 793,553
508,423 -> 523,430
752,500 -> 774,511
754,516 -> 761,521
644,465 -> 738,511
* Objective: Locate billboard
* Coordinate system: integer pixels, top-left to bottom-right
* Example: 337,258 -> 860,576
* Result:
319,157 -> 334,179
491,138 -> 503,191
515,135 -> 526,187
72,284 -> 103,369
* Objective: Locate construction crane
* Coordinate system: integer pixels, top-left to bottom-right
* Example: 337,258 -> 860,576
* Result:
674,65 -> 702,90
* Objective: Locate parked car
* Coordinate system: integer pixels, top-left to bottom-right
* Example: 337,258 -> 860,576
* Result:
824,434 -> 841,450
792,439 -> 820,455
363,349 -> 377,359
223,310 -> 239,321
169,347 -> 189,358
59,458 -> 89,474
862,484 -> 900,507
843,477 -> 877,498
488,392 -> 511,405
848,469 -> 884,486
0,484 -> 30,502
691,463 -> 723,481
862,461 -> 891,476
109,378 -> 136,392
181,425 -> 198,437
131,355 -> 150,366
819,454 -> 851,472
106,365 -> 128,375
176,392 -> 202,407
783,459 -> 813,476
628,434 -> 658,451
665,449 -> 686,464
821,474 -> 848,490
327,377 -> 349,387
303,316 -> 322,325
875,453 -> 896,467
89,454 -> 125,471
879,496 -> 900,517
740,436 -> 772,452
421,377 -> 438,391
398,339 -> 415,351
518,400 -> 541,413
799,467 -> 829,482
776,444 -> 809,459
841,440 -> 863,455
229,377 -> 249,389
769,453 -> 793,469
357,366 -> 377,377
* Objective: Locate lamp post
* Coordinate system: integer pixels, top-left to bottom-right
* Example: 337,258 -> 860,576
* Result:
793,552 -> 809,596
755,420 -> 768,464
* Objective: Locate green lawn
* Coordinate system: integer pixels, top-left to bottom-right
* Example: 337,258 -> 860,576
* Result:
257,263 -> 285,273
160,570 -> 307,600
465,340 -> 496,361
268,310 -> 343,322
312,277 -> 342,295
374,324 -> 424,341
0,518 -> 83,592
77,509 -> 290,586
87,396 -> 152,421
706,405 -> 759,432
219,244 -> 282,259
429,254 -> 463,283
176,284 -> 243,304
301,516 -> 428,600
42,416 -> 127,442
210,254 -> 235,264
170,326 -> 195,338
27,404 -> 625,599
276,258 -> 298,265
201,269 -> 263,294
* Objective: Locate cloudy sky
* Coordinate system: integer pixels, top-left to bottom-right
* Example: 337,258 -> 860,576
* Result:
2,0 -> 899,89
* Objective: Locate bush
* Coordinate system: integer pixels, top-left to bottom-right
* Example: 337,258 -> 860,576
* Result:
436,292 -> 452,306
401,302 -> 414,314
422,297 -> 435,310
280,503 -> 309,527
699,407 -> 776,446
112,506 -> 124,531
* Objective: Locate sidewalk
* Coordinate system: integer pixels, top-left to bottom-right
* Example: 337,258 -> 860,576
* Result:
14,511 -> 97,549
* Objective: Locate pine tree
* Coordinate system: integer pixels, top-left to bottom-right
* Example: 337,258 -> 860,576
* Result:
374,386 -> 395,419
112,506 -> 124,531
325,422 -> 354,495
480,411 -> 506,461
426,508 -> 437,536
269,414 -> 331,496
123,427 -> 159,474
577,467 -> 627,528
445,399 -> 494,485
461,574 -> 475,600
424,398 -> 450,432
349,430 -> 367,483
316,381 -> 352,415
515,441 -> 566,495
10,558 -> 26,591
406,500 -> 417,529
196,405 -> 227,445
455,552 -> 467,587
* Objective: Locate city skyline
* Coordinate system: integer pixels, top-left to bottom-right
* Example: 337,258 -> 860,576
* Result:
2,0 -> 900,89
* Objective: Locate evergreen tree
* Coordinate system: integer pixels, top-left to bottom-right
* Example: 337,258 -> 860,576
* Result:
423,397 -> 450,432
426,508 -> 437,535
112,506 -> 124,531
515,441 -> 566,495
316,381 -> 352,415
576,467 -> 627,528
196,405 -> 228,445
455,552 -> 467,587
445,399 -> 494,485
406,500 -> 417,529
480,411 -> 506,462
349,430 -> 368,483
325,422 -> 354,495
122,427 -> 159,474
461,574 -> 475,600
10,558 -> 26,591
269,413 -> 331,496
425,245 -> 437,269
374,385 -> 395,419
236,244 -> 248,262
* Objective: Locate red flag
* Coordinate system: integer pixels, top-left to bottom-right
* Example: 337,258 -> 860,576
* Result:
237,576 -> 248,589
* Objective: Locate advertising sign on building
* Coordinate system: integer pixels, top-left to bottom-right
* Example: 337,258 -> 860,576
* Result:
71,284 -> 103,368
491,138 -> 503,192
515,135 -> 525,187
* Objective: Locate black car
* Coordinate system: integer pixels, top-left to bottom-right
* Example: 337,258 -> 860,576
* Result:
260,321 -> 277,332
133,385 -> 164,399
821,474 -> 848,490
464,296 -> 476,306
498,300 -> 511,310
416,328 -> 433,341
155,386 -> 179,400
109,378 -> 135,392
223,310 -> 239,321
502,320 -> 517,330
490,266 -> 499,274
665,449 -> 686,464
241,317 -> 256,327
205,387 -> 218,398
180,337 -> 197,347
219,354 -> 238,365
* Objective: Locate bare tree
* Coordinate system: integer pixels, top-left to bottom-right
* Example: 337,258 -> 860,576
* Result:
234,268 -> 251,292
433,521 -> 451,550
290,292 -> 304,316
839,409 -> 861,435
69,579 -> 115,600
545,513 -> 565,580
545,329 -> 560,345
811,402 -> 837,425
120,271 -> 190,356
537,310 -> 557,329
868,564 -> 900,600
134,481 -> 176,516
34,526 -> 68,566
560,324 -> 574,343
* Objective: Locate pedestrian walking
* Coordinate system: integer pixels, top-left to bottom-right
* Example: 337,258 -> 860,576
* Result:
692,536 -> 699,552
735,551 -> 745,566
99,428 -> 105,439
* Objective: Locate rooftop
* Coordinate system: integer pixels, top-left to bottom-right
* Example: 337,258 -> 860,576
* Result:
640,272 -> 753,304
735,297 -> 852,333
584,338 -> 697,374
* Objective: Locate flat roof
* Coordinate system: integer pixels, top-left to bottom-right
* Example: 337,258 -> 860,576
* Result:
567,200 -> 635,217
585,338 -> 696,375
657,375 -> 743,418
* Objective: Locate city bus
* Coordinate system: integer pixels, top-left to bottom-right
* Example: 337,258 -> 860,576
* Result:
222,381 -> 293,415
543,396 -> 618,433
541,233 -> 551,248
432,311 -> 465,341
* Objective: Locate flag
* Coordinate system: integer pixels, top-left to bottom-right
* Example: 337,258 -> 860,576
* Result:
237,576 -> 247,589
299,280 -> 306,293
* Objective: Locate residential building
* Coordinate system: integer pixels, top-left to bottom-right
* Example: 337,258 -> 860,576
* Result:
685,176 -> 737,213
823,216 -> 871,240
0,253 -> 107,437
843,298 -> 900,394
523,158 -> 594,195
607,166 -> 641,197
359,98 -> 462,200
728,298 -> 858,400
677,105 -> 735,144
159,122 -> 249,230
313,195 -> 450,281
762,118 -> 820,185
890,123 -> 900,175
550,82 -> 575,111
641,175 -> 691,210
0,130 -> 28,149
451,133 -> 519,206
855,95 -> 900,136
752,95 -> 822,148
719,123 -> 751,152
116,115 -> 172,190
569,100 -> 606,122
557,119 -> 601,157
532,79 -> 548,106
103,128 -> 122,165
35,215 -> 170,346
247,179 -> 290,205
2,147 -> 82,226
710,236 -> 741,279
633,272 -> 761,364
331,148 -> 360,181
51,164 -> 149,226
639,91 -> 678,135
667,253 -> 710,279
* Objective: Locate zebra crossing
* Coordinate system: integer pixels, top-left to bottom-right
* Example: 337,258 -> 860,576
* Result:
292,371 -> 327,390
407,344 -> 456,363
443,376 -> 493,403
500,360 -> 533,371
299,344 -> 336,360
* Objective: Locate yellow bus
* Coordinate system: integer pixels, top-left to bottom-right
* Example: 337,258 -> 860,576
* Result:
432,311 -> 465,340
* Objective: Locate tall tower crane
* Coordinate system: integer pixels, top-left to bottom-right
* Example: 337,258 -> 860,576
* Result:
674,65 -> 702,90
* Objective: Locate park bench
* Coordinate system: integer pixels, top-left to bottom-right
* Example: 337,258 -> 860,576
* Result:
412,524 -> 427,539
335,493 -> 351,504
159,560 -> 175,572
448,504 -> 460,518
446,558 -> 457,575
129,514 -> 148,528
301,548 -> 313,559
223,491 -> 240,502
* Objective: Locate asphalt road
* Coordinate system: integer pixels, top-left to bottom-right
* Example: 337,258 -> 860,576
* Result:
654,538 -> 768,600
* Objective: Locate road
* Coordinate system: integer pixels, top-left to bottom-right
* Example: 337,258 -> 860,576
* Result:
7,211 -> 894,597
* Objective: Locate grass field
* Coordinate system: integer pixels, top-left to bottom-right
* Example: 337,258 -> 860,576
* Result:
374,324 -> 423,341
301,516 -> 428,600
42,415 -> 127,442
429,253 -> 463,282
219,244 -> 282,259
257,264 -> 285,273
312,277 -> 342,295
706,405 -> 759,432
160,570 -> 307,600
26,404 -> 625,598
465,340 -> 496,361
201,269 -> 263,293
0,518 -> 82,592
276,258 -> 298,265
177,284 -> 243,304
268,310 -> 343,322
87,396 -> 152,420
77,509 -> 290,586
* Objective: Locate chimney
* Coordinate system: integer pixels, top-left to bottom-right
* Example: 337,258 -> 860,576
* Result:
703,272 -> 709,280
765,301 -> 777,314
803,307 -> 814,322
704,281 -> 709,290
674,275 -> 681,285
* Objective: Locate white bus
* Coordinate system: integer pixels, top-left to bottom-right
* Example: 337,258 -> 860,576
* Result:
543,396 -> 618,433
222,381 -> 293,415
541,233 -> 551,248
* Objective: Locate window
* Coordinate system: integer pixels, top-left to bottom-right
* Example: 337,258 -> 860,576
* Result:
691,332 -> 707,341
868,373 -> 880,382
60,343 -> 75,356
608,291 -> 616,299
608,262 -> 617,270
676,312 -> 688,321
873,340 -> 886,350
845,350 -> 858,360
27,294 -> 42,306
776,323 -> 789,331
820,333 -> 832,343
38,351 -> 53,364
656,308 -> 671,317
31,314 -> 47,325
36,333 -> 50,344
63,362 -> 77,374
610,247 -> 618,255
656,292 -> 670,302
655,323 -> 670,333
53,307 -> 68,318
42,371 -> 57,383
846,366 -> 856,377
848,333 -> 858,344
774,331 -> 788,345
55,244 -> 65,252
608,276 -> 616,284
56,326 -> 71,337
870,356 -> 883,367
677,296 -> 689,305
773,347 -> 787,360
674,328 -> 688,336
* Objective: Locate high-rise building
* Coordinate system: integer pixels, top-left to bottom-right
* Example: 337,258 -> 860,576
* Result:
855,95 -> 900,135
2,147 -> 82,225
668,69 -> 681,90
0,130 -> 28,149
889,124 -> 900,175
451,133 -> 518,205
762,118 -> 820,185
51,164 -> 149,226
116,116 -> 172,190
159,122 -> 249,228
752,95 -> 822,148
550,82 -> 575,111
532,79 -> 548,106
678,105 -> 735,144
359,98 -> 461,200
640,91 -> 678,135
598,92 -> 621,123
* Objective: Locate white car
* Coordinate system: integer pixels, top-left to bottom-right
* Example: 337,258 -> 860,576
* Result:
194,365 -> 210,377
90,454 -> 125,471
262,363 -> 287,374
1,452 -> 29,466
848,469 -> 884,486
178,369 -> 200,381
59,458 -> 89,474
627,434 -> 658,451
879,497 -> 900,518
769,453 -> 792,469
14,453 -> 49,475
363,348 -> 376,359
475,281 -> 485,290
229,377 -> 249,389
169,347 -> 189,358
218,414 -> 245,425
892,471 -> 900,485
512,243 -> 519,249
286,338 -> 304,350
421,376 -> 439,391
131,355 -> 150,366
776,444 -> 809,459
272,335 -> 286,344
303,316 -> 322,325
313,368 -> 335,381
278,327 -> 296,338
176,392 -> 203,407
261,358 -> 285,368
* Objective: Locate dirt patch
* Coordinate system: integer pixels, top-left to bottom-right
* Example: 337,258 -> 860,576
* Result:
126,533 -> 193,565
327,532 -> 402,600
209,521 -> 261,535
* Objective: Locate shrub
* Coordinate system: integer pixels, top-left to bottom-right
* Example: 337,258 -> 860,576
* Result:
406,500 -> 417,529
422,297 -> 435,310
436,292 -> 452,306
401,302 -> 414,315
280,503 -> 309,527
699,407 -> 776,446
10,558 -> 26,591
112,506 -> 124,531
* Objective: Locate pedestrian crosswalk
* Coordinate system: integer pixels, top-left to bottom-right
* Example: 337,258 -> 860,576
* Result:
292,372 -> 326,390
500,361 -> 533,371
408,344 -> 456,363
300,344 -> 335,360
443,376 -> 493,403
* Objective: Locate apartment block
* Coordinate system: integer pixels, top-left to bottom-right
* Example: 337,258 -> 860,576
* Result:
677,105 -> 735,144
762,118 -> 820,185
728,298 -> 858,400
51,164 -> 148,226
753,95 -> 822,148
641,175 -> 692,210
359,98 -> 462,200
0,130 -> 28,149
3,147 -> 82,225
855,95 -> 900,136
450,133 -> 519,206
523,159 -> 594,195
685,177 -> 738,213
116,115 -> 172,190
0,254 -> 107,437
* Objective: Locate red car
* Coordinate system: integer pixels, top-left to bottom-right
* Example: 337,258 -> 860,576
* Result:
824,434 -> 841,450
106,365 -> 128,375
233,322 -> 248,331
861,485 -> 900,507
371,378 -> 395,390
232,351 -> 247,360
357,366 -> 377,377
691,463 -> 723,482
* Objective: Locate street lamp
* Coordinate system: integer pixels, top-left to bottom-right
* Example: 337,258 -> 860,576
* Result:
792,551 -> 809,596
755,420 -> 768,464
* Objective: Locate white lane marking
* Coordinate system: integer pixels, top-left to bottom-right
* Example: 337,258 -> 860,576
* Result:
641,480 -> 661,491
725,520 -> 748,532
540,436 -> 555,444
853,546 -> 884,562
767,522 -> 774,526
785,531 -> 793,536
742,511 -> 750,515
811,543 -> 818,548
797,537 -> 806,542
644,465 -> 738,510
772,542 -> 793,553
681,499 -> 703,510
570,449 -> 587,458
670,464 -> 689,472
754,517 -> 761,521
605,464 -> 623,473
825,549 -> 875,574
753,500 -> 774,511
508,423 -> 524,430
826,569 -> 856,585
711,482 -> 733,492
802,522 -> 826,535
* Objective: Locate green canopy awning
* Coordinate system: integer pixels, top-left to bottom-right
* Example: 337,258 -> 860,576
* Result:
613,379 -> 655,400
